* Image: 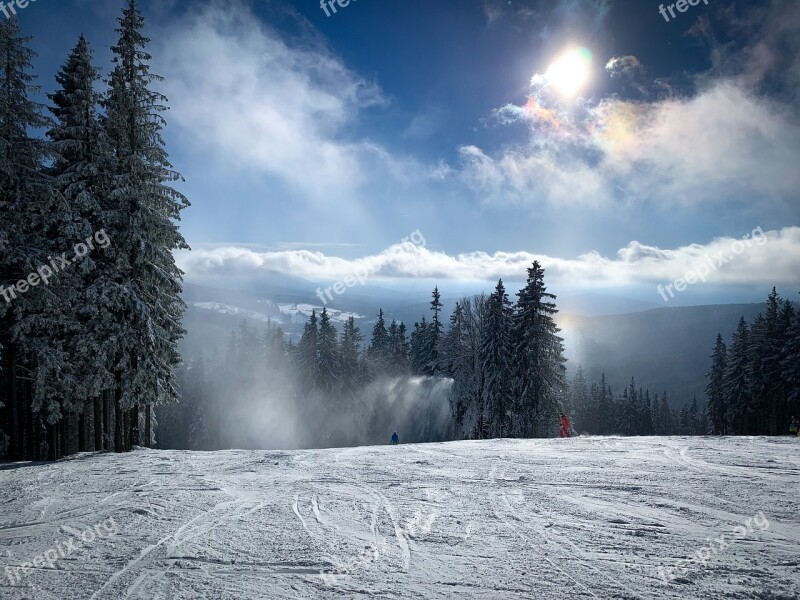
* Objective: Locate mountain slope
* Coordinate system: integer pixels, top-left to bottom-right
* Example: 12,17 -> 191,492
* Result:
1,437 -> 797,599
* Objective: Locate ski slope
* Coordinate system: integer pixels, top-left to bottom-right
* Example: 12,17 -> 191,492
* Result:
1,436 -> 798,599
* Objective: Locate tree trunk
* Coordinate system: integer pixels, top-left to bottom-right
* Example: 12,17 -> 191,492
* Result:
47,421 -> 58,461
145,403 -> 151,448
93,397 -> 102,451
78,410 -> 86,452
114,386 -> 123,453
59,416 -> 67,458
130,405 -> 140,447
32,413 -> 41,461
22,378 -> 34,459
103,389 -> 111,451
6,344 -> 19,460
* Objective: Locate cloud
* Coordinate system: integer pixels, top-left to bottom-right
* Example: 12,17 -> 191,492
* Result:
605,55 -> 644,80
155,0 -> 389,205
178,227 -> 800,289
462,2 -> 800,210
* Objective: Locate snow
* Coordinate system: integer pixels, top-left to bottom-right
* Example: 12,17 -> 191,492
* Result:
278,303 -> 364,324
192,302 -> 277,323
1,436 -> 798,599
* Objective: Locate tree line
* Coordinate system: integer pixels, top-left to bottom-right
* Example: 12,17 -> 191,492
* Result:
165,263 -> 571,448
705,289 -> 800,436
566,369 -> 710,436
0,2 -> 188,460
167,273 -> 800,450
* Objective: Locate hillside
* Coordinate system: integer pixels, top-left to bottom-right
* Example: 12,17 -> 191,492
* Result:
1,437 -> 798,599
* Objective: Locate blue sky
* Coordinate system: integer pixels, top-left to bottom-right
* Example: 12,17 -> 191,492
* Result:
14,0 -> 800,303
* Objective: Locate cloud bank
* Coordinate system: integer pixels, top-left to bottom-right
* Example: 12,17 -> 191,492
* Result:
178,226 -> 800,288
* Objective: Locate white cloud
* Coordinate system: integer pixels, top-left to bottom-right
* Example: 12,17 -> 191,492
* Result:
178,227 -> 800,288
463,2 -> 800,209
155,0 -> 387,204
461,80 -> 800,208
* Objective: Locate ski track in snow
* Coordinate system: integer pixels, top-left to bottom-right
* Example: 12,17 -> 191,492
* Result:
0,436 -> 798,599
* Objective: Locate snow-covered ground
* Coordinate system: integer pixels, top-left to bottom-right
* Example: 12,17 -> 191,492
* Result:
1,437 -> 798,599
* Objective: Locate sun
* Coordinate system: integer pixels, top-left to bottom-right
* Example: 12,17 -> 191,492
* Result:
545,47 -> 593,98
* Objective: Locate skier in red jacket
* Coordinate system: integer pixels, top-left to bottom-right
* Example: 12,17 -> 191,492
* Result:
559,414 -> 571,438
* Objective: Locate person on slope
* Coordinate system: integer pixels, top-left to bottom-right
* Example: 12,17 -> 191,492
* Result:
790,416 -> 799,437
391,431 -> 400,445
559,414 -> 571,438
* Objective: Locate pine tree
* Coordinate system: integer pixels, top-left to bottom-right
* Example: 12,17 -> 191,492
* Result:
724,317 -> 752,435
409,317 -> 429,375
296,311 -> 319,395
0,17 -> 53,460
339,316 -> 363,400
689,397 -> 699,435
511,262 -> 566,437
782,293 -> 800,418
424,286 -> 444,375
45,35 -> 114,454
657,392 -> 672,435
698,401 -> 710,435
706,333 -> 728,434
316,308 -> 339,395
386,320 -> 409,376
597,373 -> 613,434
103,0 -> 189,450
748,312 -> 768,434
481,280 -> 514,437
367,309 -> 390,375
639,388 -> 654,435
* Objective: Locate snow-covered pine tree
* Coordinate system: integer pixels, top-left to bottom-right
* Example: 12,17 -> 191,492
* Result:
0,17 -> 52,460
316,308 -> 339,396
103,0 -> 189,450
386,320 -> 409,376
678,404 -> 690,435
698,400 -> 710,435
658,391 -> 672,435
367,309 -> 390,375
705,333 -> 728,435
481,279 -> 514,437
511,262 -> 566,437
640,388 -> 654,435
423,286 -> 444,376
724,317 -> 752,435
296,310 -> 319,395
761,289 -> 786,434
748,311 -> 768,434
689,397 -> 699,435
618,379 -> 638,435
409,317 -> 429,375
338,316 -> 363,409
46,35 -> 112,455
781,293 -> 800,416
438,294 -> 489,439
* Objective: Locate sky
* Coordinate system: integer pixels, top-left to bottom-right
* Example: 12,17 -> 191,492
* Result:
14,0 -> 800,305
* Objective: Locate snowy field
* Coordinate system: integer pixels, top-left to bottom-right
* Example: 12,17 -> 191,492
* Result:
1,437 -> 798,599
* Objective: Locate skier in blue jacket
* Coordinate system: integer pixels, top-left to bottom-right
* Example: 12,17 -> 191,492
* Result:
391,431 -> 399,445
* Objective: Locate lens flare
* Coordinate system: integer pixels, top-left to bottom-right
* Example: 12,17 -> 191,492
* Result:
545,47 -> 593,98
